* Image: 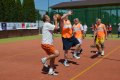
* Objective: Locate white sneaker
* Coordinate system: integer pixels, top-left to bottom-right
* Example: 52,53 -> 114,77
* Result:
73,53 -> 80,59
48,71 -> 58,76
96,51 -> 101,55
63,61 -> 70,67
101,51 -> 104,56
41,57 -> 48,67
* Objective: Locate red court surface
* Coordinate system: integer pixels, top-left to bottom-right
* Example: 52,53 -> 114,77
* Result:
0,38 -> 120,80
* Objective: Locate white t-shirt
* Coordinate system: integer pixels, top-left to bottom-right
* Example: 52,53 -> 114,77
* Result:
83,25 -> 88,31
41,22 -> 55,45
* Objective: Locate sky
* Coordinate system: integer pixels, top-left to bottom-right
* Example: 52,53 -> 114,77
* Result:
35,0 -> 75,11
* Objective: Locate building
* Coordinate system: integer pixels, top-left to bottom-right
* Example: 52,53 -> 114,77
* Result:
50,0 -> 120,33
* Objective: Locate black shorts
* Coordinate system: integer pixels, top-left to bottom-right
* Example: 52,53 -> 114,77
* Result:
62,36 -> 79,50
118,31 -> 120,34
109,31 -> 112,33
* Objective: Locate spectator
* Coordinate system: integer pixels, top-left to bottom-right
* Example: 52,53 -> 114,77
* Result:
83,24 -> 88,37
91,24 -> 95,37
108,24 -> 113,38
118,24 -> 120,38
106,24 -> 109,35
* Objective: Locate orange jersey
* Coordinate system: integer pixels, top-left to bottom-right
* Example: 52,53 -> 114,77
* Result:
96,24 -> 105,38
62,20 -> 72,38
73,23 -> 83,38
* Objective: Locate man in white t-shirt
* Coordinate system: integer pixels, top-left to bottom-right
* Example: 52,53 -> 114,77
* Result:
41,15 -> 60,76
83,24 -> 88,37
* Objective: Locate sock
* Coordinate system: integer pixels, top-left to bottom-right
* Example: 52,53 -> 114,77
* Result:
49,68 -> 53,73
64,59 -> 68,63
74,51 -> 77,54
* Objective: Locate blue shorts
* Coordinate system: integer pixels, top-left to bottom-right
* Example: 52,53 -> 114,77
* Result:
62,36 -> 79,50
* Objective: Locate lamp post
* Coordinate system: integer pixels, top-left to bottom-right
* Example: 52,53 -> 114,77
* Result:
48,0 -> 50,14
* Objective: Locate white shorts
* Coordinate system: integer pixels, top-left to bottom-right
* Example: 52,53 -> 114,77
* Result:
77,38 -> 82,45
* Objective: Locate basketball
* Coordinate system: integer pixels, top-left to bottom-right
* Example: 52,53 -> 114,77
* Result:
55,14 -> 61,21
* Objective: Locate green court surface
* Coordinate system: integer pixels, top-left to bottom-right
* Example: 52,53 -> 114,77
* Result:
0,34 -> 119,44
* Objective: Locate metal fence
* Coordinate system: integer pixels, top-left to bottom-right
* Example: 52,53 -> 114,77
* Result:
50,6 -> 120,34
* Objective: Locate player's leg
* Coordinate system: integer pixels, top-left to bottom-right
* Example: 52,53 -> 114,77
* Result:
76,39 -> 83,56
62,37 -> 71,67
42,49 -> 59,76
63,50 -> 70,67
72,37 -> 81,59
73,44 -> 81,59
96,37 -> 101,54
100,37 -> 105,56
41,44 -> 59,67
48,57 -> 58,75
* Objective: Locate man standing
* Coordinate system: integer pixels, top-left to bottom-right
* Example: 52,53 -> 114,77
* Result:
83,24 -> 88,37
118,24 -> 120,38
73,18 -> 84,57
94,19 -> 107,56
108,24 -> 113,38
60,11 -> 81,67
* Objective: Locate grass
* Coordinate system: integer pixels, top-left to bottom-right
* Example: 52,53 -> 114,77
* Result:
0,34 -> 61,44
0,34 -> 119,44
86,34 -> 120,40
0,35 -> 40,44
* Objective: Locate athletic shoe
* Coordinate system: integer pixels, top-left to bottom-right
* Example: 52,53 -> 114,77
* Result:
73,53 -> 80,59
96,51 -> 101,55
101,51 -> 104,56
77,49 -> 83,54
77,49 -> 83,56
63,61 -> 70,67
80,49 -> 83,53
41,57 -> 48,67
48,71 -> 58,76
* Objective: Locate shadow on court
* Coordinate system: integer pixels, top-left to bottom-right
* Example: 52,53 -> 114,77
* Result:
58,59 -> 79,65
90,50 -> 99,59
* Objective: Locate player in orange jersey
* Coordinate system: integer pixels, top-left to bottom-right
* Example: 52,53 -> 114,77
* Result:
94,19 -> 107,56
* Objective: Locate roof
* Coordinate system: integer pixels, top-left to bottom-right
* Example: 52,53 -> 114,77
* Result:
50,0 -> 120,9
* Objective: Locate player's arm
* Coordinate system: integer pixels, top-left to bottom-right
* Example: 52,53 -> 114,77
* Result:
81,25 -> 85,39
53,15 -> 58,30
61,11 -> 72,20
93,30 -> 97,39
82,30 -> 85,39
103,24 -> 107,40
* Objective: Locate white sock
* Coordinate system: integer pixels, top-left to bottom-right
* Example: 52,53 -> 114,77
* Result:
49,68 -> 53,73
65,59 -> 68,62
74,51 -> 77,54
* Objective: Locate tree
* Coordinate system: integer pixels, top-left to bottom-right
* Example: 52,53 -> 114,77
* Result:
2,0 -> 16,22
0,0 -> 4,21
15,0 -> 23,22
22,0 -> 36,22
